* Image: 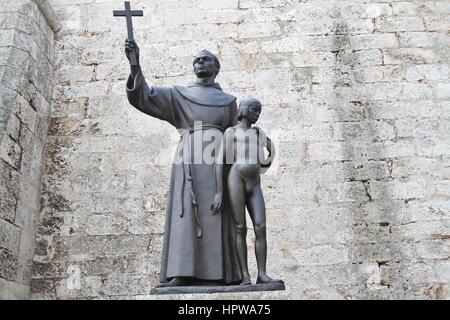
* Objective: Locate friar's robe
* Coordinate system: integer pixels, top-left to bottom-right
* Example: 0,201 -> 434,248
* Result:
127,69 -> 241,284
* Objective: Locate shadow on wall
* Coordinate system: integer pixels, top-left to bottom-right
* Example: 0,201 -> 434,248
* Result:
330,14 -> 409,299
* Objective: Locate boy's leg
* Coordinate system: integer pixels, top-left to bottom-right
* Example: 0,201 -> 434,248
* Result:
247,184 -> 281,284
247,184 -> 268,279
228,168 -> 251,285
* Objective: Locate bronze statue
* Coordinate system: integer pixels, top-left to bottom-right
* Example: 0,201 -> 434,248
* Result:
211,97 -> 282,286
116,0 -> 284,294
124,39 -> 241,287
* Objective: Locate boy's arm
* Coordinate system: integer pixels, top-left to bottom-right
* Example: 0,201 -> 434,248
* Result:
267,136 -> 276,160
210,129 -> 231,214
261,130 -> 275,168
214,134 -> 225,194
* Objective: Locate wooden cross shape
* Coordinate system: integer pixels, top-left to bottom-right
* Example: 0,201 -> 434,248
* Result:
113,1 -> 144,66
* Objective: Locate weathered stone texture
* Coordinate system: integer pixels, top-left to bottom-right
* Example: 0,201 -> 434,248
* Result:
0,0 -> 57,299
24,0 -> 450,300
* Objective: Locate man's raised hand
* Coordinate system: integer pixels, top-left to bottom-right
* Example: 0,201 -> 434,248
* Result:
125,39 -> 140,65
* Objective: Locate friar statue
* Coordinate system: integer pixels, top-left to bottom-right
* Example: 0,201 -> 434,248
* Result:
124,39 -> 241,287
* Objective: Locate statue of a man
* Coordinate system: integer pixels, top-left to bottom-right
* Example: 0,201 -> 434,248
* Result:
124,39 -> 241,287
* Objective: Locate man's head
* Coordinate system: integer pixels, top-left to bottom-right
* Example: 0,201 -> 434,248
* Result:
238,97 -> 262,124
193,49 -> 221,79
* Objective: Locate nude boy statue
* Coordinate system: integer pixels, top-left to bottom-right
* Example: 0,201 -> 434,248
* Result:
210,97 -> 282,286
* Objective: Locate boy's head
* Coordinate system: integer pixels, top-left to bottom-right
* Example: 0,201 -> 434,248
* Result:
237,97 -> 262,124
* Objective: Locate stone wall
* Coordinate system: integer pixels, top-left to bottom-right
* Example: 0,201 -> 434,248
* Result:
30,0 -> 450,299
0,0 -> 59,299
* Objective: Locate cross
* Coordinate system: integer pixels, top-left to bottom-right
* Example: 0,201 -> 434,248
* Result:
113,1 -> 144,66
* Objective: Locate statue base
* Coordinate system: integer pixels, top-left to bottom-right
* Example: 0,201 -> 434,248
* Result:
150,281 -> 285,295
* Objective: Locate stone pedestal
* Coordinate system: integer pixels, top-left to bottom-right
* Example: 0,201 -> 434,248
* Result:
150,281 -> 285,295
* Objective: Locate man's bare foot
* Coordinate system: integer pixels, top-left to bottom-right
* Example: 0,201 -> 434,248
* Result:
240,276 -> 252,286
157,278 -> 190,287
256,274 -> 283,284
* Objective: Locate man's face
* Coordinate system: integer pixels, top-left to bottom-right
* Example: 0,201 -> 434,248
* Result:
247,104 -> 261,124
193,54 -> 217,78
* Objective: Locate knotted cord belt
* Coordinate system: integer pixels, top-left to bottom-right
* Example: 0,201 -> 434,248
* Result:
179,124 -> 224,238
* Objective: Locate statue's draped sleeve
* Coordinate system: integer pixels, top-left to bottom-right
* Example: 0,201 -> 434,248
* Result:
126,70 -> 178,127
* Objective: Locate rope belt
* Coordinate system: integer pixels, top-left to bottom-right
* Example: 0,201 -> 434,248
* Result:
179,124 -> 224,238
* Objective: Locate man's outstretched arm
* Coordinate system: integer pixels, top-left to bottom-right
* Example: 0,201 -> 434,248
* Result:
124,39 -> 178,125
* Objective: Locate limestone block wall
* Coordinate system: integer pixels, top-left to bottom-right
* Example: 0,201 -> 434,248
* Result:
31,0 -> 450,299
0,0 -> 59,299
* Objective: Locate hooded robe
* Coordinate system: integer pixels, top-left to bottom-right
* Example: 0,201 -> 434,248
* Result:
126,70 -> 241,284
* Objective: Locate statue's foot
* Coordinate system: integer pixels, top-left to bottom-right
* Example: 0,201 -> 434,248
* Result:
256,274 -> 283,284
157,278 -> 189,287
240,276 -> 252,286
